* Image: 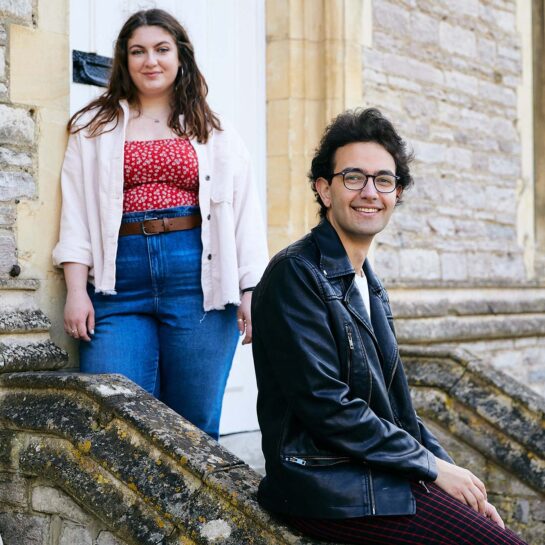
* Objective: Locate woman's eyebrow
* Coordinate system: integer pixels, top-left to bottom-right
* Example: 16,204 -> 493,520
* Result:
128,41 -> 171,49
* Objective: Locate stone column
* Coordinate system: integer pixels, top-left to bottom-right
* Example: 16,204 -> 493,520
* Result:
266,0 -> 364,254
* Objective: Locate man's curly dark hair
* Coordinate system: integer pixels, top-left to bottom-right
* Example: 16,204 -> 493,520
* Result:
309,108 -> 414,219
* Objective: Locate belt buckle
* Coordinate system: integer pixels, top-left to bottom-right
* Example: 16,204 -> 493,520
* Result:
141,217 -> 160,236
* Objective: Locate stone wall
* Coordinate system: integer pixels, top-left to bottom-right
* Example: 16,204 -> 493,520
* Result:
0,0 -> 36,277
390,286 -> 545,397
0,351 -> 544,544
361,0 -> 530,285
402,345 -> 545,544
0,372 -> 323,545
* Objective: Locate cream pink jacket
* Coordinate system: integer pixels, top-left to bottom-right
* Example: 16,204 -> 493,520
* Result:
52,100 -> 269,311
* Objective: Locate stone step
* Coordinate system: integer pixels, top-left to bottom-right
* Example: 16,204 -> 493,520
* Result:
0,309 -> 50,334
0,340 -> 68,372
0,278 -> 40,311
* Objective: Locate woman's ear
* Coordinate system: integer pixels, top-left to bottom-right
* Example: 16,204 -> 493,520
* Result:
395,185 -> 403,204
315,177 -> 332,209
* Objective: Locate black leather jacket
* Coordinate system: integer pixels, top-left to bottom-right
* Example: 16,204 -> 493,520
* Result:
252,220 -> 453,518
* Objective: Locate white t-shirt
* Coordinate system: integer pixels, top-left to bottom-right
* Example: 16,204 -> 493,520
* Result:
354,273 -> 371,320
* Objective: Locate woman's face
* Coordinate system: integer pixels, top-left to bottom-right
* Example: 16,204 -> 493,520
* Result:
127,25 -> 180,100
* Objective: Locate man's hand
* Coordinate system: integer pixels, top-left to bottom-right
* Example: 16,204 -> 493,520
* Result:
434,458 -> 487,515
237,291 -> 253,345
485,501 -> 505,529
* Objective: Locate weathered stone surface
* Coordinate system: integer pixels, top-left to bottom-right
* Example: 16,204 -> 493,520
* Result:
0,105 -> 35,145
0,0 -> 33,21
59,521 -> 93,545
404,346 -> 545,495
0,232 -> 15,274
395,314 -> 545,343
20,441 -> 175,545
0,512 -> 49,545
0,373 -> 332,544
32,485 -> 93,525
0,204 -> 15,225
0,147 -> 32,168
0,170 -> 35,200
0,309 -> 50,333
0,340 -> 68,371
96,531 -> 129,545
0,472 -> 27,507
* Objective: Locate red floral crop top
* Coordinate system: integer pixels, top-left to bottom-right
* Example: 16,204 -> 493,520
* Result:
123,138 -> 199,212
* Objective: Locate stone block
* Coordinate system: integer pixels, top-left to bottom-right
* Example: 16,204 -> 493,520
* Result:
412,140 -> 446,164
0,147 -> 32,168
0,473 -> 27,507
374,246 -> 400,279
373,1 -> 410,38
0,431 -> 14,468
59,521 -> 93,545
9,25 -> 69,110
32,486 -> 93,525
0,171 -> 35,200
0,24 -> 5,45
444,71 -> 478,96
0,0 -> 32,21
398,248 -> 440,280
96,532 -> 128,545
0,232 -> 15,273
0,47 -> 4,80
444,146 -> 472,169
411,11 -> 438,43
441,252 -> 467,281
477,37 -> 496,63
0,513 -> 48,545
0,106 -> 34,145
439,22 -> 476,57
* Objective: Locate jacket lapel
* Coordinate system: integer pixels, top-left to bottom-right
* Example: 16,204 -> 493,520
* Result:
365,261 -> 399,387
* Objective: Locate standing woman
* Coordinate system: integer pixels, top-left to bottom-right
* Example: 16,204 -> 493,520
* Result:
53,9 -> 268,440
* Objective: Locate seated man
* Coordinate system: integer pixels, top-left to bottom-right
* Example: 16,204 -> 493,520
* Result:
251,108 -> 527,544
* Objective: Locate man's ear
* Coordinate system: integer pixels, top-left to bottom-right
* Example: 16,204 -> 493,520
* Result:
395,184 -> 403,204
315,177 -> 332,209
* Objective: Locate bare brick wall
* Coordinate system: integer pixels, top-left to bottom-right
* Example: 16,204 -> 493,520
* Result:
362,0 -> 526,284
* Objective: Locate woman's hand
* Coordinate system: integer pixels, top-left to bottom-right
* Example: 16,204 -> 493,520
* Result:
237,291 -> 253,345
63,263 -> 94,342
434,458 -> 487,515
64,288 -> 95,342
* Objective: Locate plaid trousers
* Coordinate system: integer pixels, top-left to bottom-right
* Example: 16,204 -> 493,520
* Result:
287,482 -> 528,545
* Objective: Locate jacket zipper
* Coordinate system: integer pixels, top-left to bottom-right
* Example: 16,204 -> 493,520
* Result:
419,480 -> 430,493
368,470 -> 376,515
283,455 -> 351,466
346,325 -> 354,383
386,344 -> 399,392
284,456 -> 307,466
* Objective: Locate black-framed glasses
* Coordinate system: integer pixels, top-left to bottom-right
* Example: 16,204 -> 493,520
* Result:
330,168 -> 399,193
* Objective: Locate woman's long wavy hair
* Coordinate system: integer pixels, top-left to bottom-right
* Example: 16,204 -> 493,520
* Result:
68,9 -> 221,143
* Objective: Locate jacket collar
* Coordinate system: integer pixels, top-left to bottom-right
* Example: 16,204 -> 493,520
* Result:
311,219 -> 355,279
310,220 -> 383,293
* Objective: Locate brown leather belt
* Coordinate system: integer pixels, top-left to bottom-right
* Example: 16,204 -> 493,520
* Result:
119,214 -> 202,236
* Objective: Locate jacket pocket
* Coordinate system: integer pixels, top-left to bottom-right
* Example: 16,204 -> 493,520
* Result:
282,455 -> 352,467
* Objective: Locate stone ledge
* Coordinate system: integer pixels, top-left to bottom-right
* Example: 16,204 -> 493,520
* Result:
0,340 -> 67,371
402,345 -> 545,492
0,373 -> 326,545
0,309 -> 50,333
389,287 -> 545,318
396,313 -> 545,343
0,277 -> 38,290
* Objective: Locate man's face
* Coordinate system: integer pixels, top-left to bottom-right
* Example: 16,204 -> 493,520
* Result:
315,141 -> 402,251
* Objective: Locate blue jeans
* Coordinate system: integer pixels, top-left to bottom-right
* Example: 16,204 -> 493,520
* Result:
80,206 -> 239,439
